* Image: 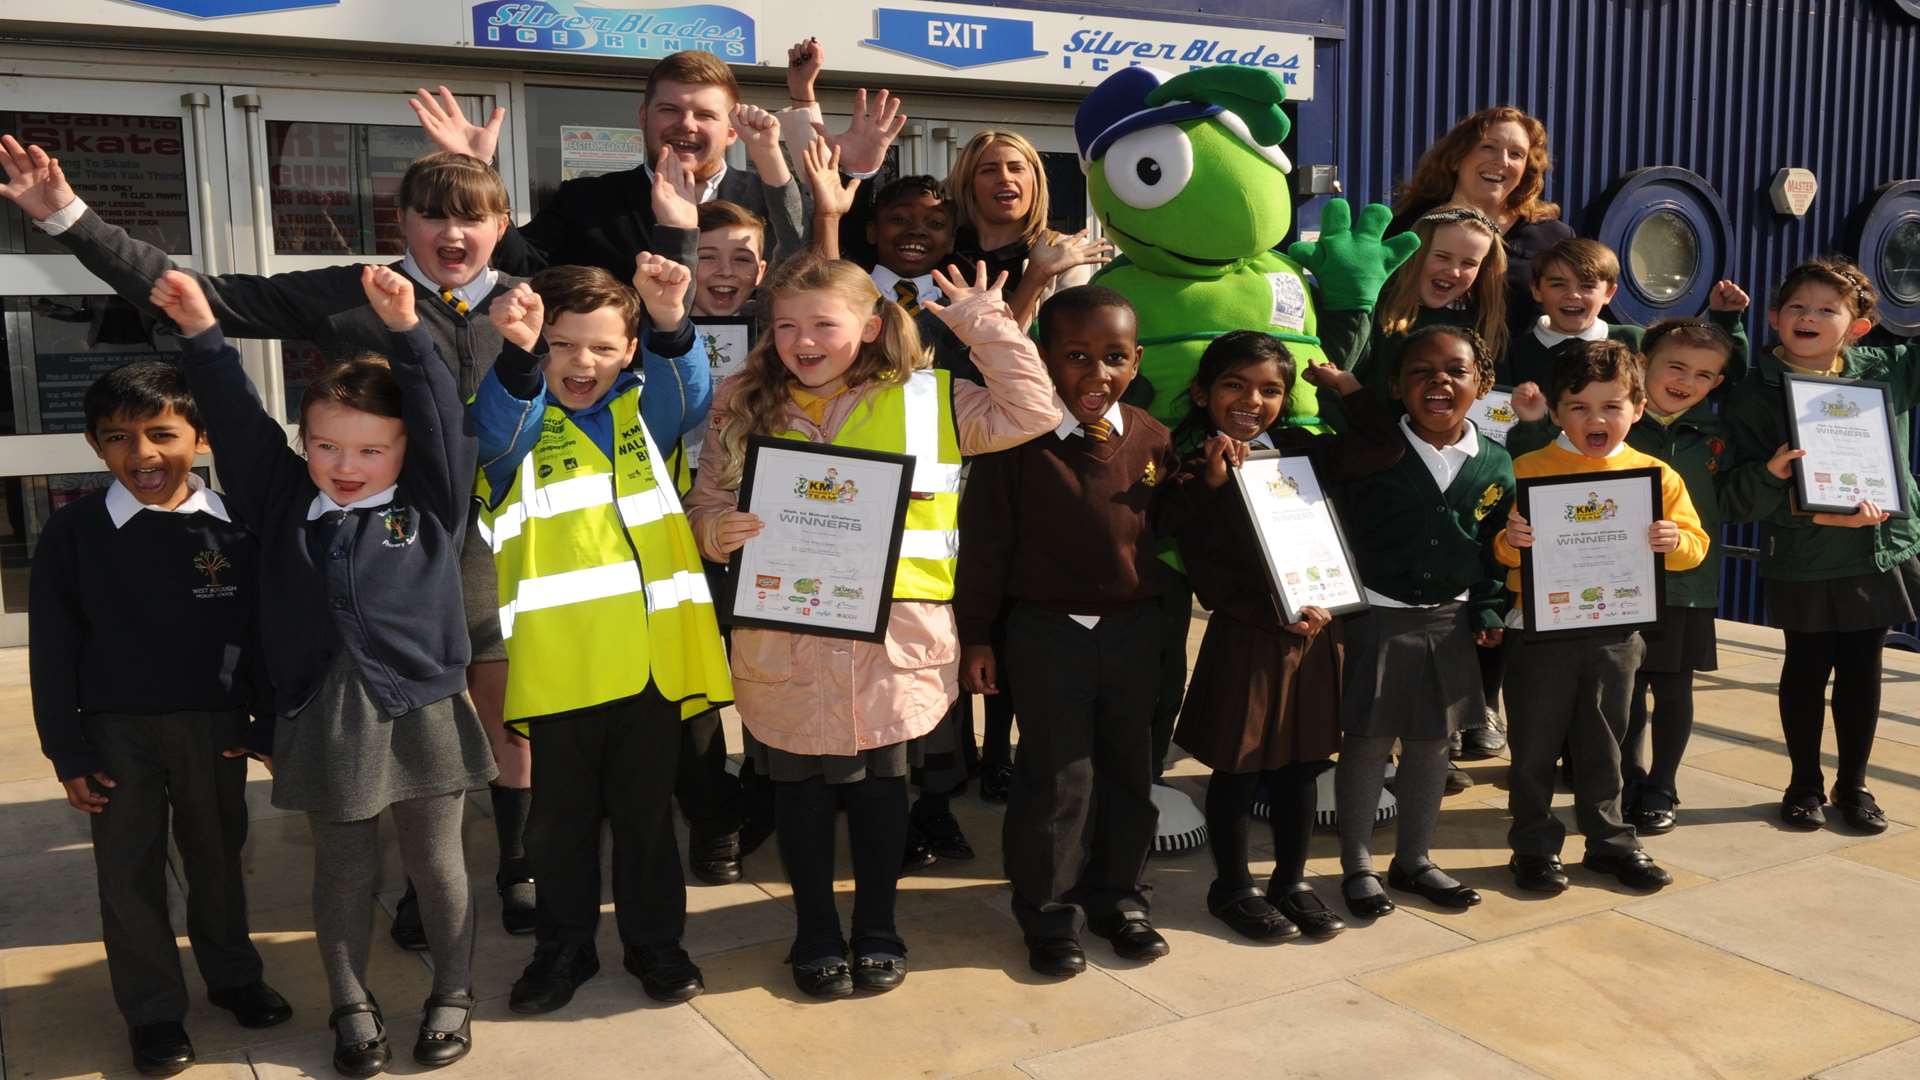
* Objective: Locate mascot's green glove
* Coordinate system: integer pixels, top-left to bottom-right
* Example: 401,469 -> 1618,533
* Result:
1285,199 -> 1421,312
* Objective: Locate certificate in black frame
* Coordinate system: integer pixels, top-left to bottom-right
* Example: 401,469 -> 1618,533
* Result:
1232,448 -> 1371,624
1516,468 -> 1666,637
722,436 -> 914,643
1780,371 -> 1911,518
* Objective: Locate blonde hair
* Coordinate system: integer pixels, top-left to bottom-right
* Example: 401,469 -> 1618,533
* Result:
947,130 -> 1053,249
1377,206 -> 1510,360
712,256 -> 930,489
1394,106 -> 1561,225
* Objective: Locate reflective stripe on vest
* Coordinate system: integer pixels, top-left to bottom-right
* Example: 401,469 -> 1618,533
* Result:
780,368 -> 961,601
478,387 -> 733,728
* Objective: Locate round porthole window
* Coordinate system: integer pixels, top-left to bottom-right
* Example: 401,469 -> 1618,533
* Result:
1628,210 -> 1699,303
1595,167 -> 1731,325
1882,218 -> 1920,305
1852,180 -> 1920,336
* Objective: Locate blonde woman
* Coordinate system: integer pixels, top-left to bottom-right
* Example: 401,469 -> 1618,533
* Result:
947,130 -> 1113,329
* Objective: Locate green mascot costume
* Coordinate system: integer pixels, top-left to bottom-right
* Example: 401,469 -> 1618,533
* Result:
1074,66 -> 1417,846
1076,65 -> 1419,430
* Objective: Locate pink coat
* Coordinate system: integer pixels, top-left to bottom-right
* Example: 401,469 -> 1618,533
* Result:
687,293 -> 1060,757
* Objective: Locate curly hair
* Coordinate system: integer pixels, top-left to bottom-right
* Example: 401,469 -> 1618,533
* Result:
1397,323 -> 1497,396
1393,106 -> 1560,225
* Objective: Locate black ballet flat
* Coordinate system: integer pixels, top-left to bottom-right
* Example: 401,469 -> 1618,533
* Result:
412,992 -> 473,1067
1832,787 -> 1889,834
791,958 -> 854,999
1386,862 -> 1481,909
1207,885 -> 1302,941
1271,888 -> 1345,939
1780,795 -> 1827,831
329,998 -> 389,1079
1340,872 -> 1397,920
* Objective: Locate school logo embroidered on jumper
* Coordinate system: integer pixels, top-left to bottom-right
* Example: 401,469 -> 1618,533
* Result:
380,506 -> 419,548
1473,483 -> 1506,521
191,549 -> 239,599
1706,437 -> 1726,474
1141,460 -> 1159,487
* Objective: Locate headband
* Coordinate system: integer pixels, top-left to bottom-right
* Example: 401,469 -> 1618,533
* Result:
1418,205 -> 1505,235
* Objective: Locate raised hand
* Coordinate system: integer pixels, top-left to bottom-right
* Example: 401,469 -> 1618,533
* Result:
810,88 -> 906,176
803,138 -> 861,218
651,147 -> 700,230
148,270 -> 217,337
924,262 -> 1008,315
1300,360 -> 1361,398
633,251 -> 691,332
1027,229 -> 1115,282
0,135 -> 78,222
408,86 -> 504,163
360,264 -> 419,332
731,103 -> 792,186
1510,381 -> 1548,422
787,37 -> 824,103
489,282 -> 545,352
1284,199 -> 1422,311
1709,279 -> 1751,312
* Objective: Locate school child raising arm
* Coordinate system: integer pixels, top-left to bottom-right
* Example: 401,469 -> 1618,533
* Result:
152,266 -> 493,1074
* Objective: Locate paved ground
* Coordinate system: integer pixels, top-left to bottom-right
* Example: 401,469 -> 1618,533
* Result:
6,619 -> 1920,1079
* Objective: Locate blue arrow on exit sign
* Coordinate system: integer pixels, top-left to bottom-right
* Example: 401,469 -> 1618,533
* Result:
861,8 -> 1048,69
124,0 -> 337,16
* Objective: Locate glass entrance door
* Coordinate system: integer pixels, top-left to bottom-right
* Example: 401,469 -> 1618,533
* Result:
0,76 -> 232,644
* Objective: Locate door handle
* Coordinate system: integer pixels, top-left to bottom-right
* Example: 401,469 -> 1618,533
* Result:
181,93 -> 218,276
231,92 -> 286,421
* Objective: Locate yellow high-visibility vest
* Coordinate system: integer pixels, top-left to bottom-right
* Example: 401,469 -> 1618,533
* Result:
777,368 -> 961,600
477,385 -> 733,730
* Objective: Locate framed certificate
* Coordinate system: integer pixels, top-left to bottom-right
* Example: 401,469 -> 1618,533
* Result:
1468,385 -> 1521,446
1233,449 -> 1369,622
1781,372 -> 1910,518
692,316 -> 756,385
723,437 -> 913,642
1517,468 -> 1665,635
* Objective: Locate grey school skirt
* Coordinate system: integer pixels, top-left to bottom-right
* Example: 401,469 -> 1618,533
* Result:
1339,602 -> 1485,740
746,727 -> 924,785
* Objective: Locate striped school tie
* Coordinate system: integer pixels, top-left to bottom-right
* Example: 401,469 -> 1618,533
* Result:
1081,417 -> 1113,442
893,279 -> 920,314
439,288 -> 469,316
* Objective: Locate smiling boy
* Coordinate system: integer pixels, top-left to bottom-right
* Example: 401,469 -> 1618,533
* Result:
693,200 -> 769,318
956,285 -> 1181,977
1494,340 -> 1707,895
30,363 -> 289,1077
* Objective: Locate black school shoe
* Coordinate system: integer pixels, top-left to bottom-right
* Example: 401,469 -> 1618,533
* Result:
688,830 -> 744,886
900,822 -> 939,874
208,980 -> 292,1028
412,991 -> 475,1068
1832,786 -> 1890,834
328,998 -> 390,1079
509,942 -> 600,1014
389,884 -> 428,951
623,943 -> 705,1003
1386,862 -> 1482,909
852,943 -> 909,993
978,760 -> 1014,803
1088,912 -> 1171,961
912,808 -> 975,861
1027,937 -> 1087,977
1208,884 -> 1302,941
1780,793 -> 1828,830
129,1021 -> 194,1077
1581,850 -> 1673,890
792,956 -> 855,998
497,861 -> 537,936
1272,888 -> 1345,939
1509,854 -> 1570,893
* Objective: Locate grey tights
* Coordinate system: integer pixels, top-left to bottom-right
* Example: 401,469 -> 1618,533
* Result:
309,790 -> 473,1042
1336,735 -> 1457,897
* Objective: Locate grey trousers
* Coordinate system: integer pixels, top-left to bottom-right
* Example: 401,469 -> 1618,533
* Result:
83,711 -> 264,1026
1503,631 -> 1645,858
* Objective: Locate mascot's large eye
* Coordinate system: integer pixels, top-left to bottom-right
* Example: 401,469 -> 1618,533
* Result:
1103,125 -> 1193,210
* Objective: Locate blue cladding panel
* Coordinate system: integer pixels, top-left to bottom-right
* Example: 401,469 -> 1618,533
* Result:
1338,0 -> 1920,630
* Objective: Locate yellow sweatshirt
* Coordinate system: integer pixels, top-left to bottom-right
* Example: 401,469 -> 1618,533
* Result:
1492,437 -> 1710,598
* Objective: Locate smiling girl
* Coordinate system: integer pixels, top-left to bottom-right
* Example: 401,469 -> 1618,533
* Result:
1161,331 -> 1402,942
1359,206 -> 1510,400
1723,258 -> 1920,835
151,267 -> 492,1076
686,255 -> 1058,998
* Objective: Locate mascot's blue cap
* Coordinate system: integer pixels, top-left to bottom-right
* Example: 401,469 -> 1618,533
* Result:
1074,67 -> 1220,163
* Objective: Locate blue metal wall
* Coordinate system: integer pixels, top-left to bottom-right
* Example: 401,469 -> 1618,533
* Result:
1330,0 -> 1920,627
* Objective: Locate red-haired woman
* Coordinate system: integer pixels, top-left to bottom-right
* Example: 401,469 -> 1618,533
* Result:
1391,106 -> 1574,335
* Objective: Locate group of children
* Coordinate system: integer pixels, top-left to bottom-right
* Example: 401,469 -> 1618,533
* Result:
13,40 -> 1915,1080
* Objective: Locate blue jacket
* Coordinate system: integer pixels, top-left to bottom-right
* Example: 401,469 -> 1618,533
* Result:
470,321 -> 710,504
